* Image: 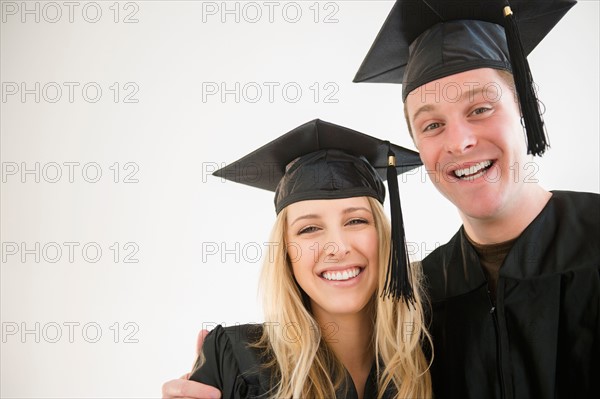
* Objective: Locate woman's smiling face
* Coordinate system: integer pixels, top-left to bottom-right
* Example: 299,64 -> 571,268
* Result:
285,196 -> 379,319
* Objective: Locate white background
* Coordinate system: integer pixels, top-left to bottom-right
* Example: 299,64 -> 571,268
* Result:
1,1 -> 598,397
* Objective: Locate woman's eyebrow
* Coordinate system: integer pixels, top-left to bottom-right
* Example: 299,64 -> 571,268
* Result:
290,206 -> 372,226
343,207 -> 372,215
289,214 -> 319,227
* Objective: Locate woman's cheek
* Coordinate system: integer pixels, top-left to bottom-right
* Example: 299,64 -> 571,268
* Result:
288,239 -> 318,267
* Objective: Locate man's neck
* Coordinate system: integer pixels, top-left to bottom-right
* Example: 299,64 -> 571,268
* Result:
462,186 -> 552,244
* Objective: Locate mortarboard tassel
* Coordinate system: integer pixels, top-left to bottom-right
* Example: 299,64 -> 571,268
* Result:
383,143 -> 415,305
503,3 -> 549,156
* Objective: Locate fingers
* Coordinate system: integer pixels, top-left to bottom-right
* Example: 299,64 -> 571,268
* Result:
162,378 -> 222,399
162,328 -> 221,399
196,329 -> 210,355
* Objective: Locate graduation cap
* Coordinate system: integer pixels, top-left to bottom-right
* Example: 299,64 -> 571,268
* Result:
214,119 -> 422,304
353,0 -> 577,156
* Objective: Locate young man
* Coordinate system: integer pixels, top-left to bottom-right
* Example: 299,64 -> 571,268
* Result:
404,67 -> 598,398
163,1 -> 599,397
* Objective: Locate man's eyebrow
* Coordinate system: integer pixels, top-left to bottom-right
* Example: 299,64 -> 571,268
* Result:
411,86 -> 490,122
411,104 -> 434,123
460,86 -> 487,103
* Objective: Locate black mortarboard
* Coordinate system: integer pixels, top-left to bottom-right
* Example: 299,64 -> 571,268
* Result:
354,0 -> 577,156
214,119 -> 422,304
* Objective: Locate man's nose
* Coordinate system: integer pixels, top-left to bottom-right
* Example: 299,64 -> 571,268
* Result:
444,120 -> 477,155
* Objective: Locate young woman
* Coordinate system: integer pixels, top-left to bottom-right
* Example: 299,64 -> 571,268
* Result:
183,120 -> 432,398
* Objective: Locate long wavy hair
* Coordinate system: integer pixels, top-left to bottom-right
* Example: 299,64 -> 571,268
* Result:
256,196 -> 432,398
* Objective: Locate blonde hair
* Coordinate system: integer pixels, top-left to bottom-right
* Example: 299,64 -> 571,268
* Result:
257,196 -> 432,398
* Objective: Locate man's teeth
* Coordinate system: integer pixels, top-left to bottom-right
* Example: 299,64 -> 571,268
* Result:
322,268 -> 361,281
454,160 -> 492,179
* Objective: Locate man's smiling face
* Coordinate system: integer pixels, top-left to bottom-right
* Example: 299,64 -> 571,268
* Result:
406,68 -> 532,223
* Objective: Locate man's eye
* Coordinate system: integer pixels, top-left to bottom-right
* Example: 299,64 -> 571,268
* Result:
423,122 -> 442,132
472,107 -> 491,115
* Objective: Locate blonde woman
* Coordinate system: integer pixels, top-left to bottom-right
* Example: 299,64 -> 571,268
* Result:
164,120 -> 432,399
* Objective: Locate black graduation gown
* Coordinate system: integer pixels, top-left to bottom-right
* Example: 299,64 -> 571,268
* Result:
422,190 -> 600,399
189,323 -> 388,399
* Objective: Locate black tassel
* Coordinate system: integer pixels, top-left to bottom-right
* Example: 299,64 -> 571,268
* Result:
383,144 -> 415,306
503,4 -> 549,156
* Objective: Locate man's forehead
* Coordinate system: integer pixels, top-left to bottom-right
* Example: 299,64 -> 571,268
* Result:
406,69 -> 508,109
407,83 -> 504,109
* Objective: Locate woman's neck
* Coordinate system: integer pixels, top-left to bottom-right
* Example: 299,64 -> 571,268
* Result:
313,306 -> 374,399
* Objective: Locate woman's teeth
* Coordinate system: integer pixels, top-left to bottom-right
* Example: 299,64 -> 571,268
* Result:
322,267 -> 361,281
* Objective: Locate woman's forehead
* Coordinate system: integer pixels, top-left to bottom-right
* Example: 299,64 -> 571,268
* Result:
285,197 -> 372,218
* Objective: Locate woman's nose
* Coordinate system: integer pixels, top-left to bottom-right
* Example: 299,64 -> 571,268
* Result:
322,229 -> 350,261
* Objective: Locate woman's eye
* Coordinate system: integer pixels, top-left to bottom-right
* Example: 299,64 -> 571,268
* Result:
346,218 -> 368,226
298,226 -> 319,235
